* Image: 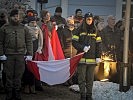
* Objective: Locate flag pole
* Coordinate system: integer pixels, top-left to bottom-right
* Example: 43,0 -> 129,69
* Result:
119,0 -> 131,92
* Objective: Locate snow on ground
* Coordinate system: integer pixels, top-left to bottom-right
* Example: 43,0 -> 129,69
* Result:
69,81 -> 133,100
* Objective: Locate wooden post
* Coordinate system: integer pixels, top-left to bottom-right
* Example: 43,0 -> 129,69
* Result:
119,0 -> 131,92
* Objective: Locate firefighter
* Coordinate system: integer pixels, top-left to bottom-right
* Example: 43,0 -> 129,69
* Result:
72,12 -> 102,100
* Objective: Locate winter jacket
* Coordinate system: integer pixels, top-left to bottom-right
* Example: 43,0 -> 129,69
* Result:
72,25 -> 102,64
61,26 -> 77,58
0,23 -> 33,56
25,24 -> 43,50
101,25 -> 122,61
51,15 -> 67,42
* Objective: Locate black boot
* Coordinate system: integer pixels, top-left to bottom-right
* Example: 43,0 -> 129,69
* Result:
0,79 -> 5,93
80,94 -> 86,100
35,80 -> 44,91
14,90 -> 21,100
5,90 -> 13,100
86,95 -> 93,100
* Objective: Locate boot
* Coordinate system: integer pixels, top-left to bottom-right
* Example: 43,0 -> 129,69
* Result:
14,90 -> 21,100
35,80 -> 44,91
86,95 -> 93,100
23,85 -> 30,94
80,94 -> 86,100
0,79 -> 5,93
30,85 -> 36,94
5,90 -> 13,100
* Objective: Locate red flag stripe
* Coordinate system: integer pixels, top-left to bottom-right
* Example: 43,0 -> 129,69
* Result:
70,53 -> 84,77
26,53 -> 84,85
27,61 -> 40,80
51,28 -> 65,60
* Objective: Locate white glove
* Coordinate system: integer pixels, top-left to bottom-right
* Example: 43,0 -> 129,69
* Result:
58,24 -> 65,28
83,46 -> 90,52
25,56 -> 32,61
96,58 -> 101,63
36,48 -> 42,54
55,25 -> 58,30
0,55 -> 7,61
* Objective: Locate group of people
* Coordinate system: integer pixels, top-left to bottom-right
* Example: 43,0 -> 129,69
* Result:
0,2 -> 126,100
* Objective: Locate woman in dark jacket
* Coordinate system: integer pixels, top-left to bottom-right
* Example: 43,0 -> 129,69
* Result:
72,12 -> 102,100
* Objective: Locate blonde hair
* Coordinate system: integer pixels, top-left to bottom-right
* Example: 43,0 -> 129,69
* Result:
66,16 -> 74,23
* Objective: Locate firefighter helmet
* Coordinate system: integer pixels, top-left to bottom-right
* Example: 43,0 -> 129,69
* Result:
84,12 -> 93,18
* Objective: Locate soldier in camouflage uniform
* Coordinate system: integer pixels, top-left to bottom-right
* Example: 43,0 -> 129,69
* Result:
0,9 -> 33,100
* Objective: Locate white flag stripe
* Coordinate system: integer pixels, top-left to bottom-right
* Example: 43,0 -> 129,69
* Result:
36,59 -> 70,85
27,53 -> 83,85
48,37 -> 55,60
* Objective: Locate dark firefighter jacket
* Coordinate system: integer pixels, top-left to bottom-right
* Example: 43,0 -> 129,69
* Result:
0,23 -> 33,56
61,26 -> 77,58
72,26 -> 102,64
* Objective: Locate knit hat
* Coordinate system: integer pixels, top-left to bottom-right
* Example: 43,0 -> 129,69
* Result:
27,16 -> 36,23
84,12 -> 93,18
10,9 -> 19,17
55,7 -> 62,13
27,10 -> 38,17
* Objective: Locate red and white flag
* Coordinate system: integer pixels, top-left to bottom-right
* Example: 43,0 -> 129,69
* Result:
26,23 -> 83,85
27,53 -> 83,85
37,24 -> 64,61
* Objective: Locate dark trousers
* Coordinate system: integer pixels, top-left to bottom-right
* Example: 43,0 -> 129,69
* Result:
22,64 -> 35,86
4,55 -> 25,90
22,39 -> 42,88
77,64 -> 95,96
3,55 -> 25,100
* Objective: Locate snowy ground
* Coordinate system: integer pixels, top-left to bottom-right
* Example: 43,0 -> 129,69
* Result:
69,81 -> 133,100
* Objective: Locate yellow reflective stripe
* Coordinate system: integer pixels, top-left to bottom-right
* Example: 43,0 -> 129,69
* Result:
72,35 -> 79,40
86,59 -> 96,63
80,58 -> 96,63
87,33 -> 96,37
96,36 -> 102,42
80,32 -> 87,36
80,58 -> 85,62
86,62 -> 96,64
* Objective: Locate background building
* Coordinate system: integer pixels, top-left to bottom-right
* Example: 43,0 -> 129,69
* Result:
1,0 -> 132,22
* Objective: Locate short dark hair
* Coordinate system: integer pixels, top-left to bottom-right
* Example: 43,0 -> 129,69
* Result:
10,9 -> 19,17
75,9 -> 82,14
55,7 -> 62,13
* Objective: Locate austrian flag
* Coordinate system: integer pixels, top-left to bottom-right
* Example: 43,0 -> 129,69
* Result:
27,53 -> 83,85
26,24 -> 83,85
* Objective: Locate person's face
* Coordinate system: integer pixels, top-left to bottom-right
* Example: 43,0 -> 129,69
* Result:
29,21 -> 37,27
97,22 -> 105,31
67,19 -> 74,27
76,11 -> 82,17
55,12 -> 62,16
108,16 -> 115,27
10,14 -> 20,22
86,17 -> 93,25
43,12 -> 51,22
